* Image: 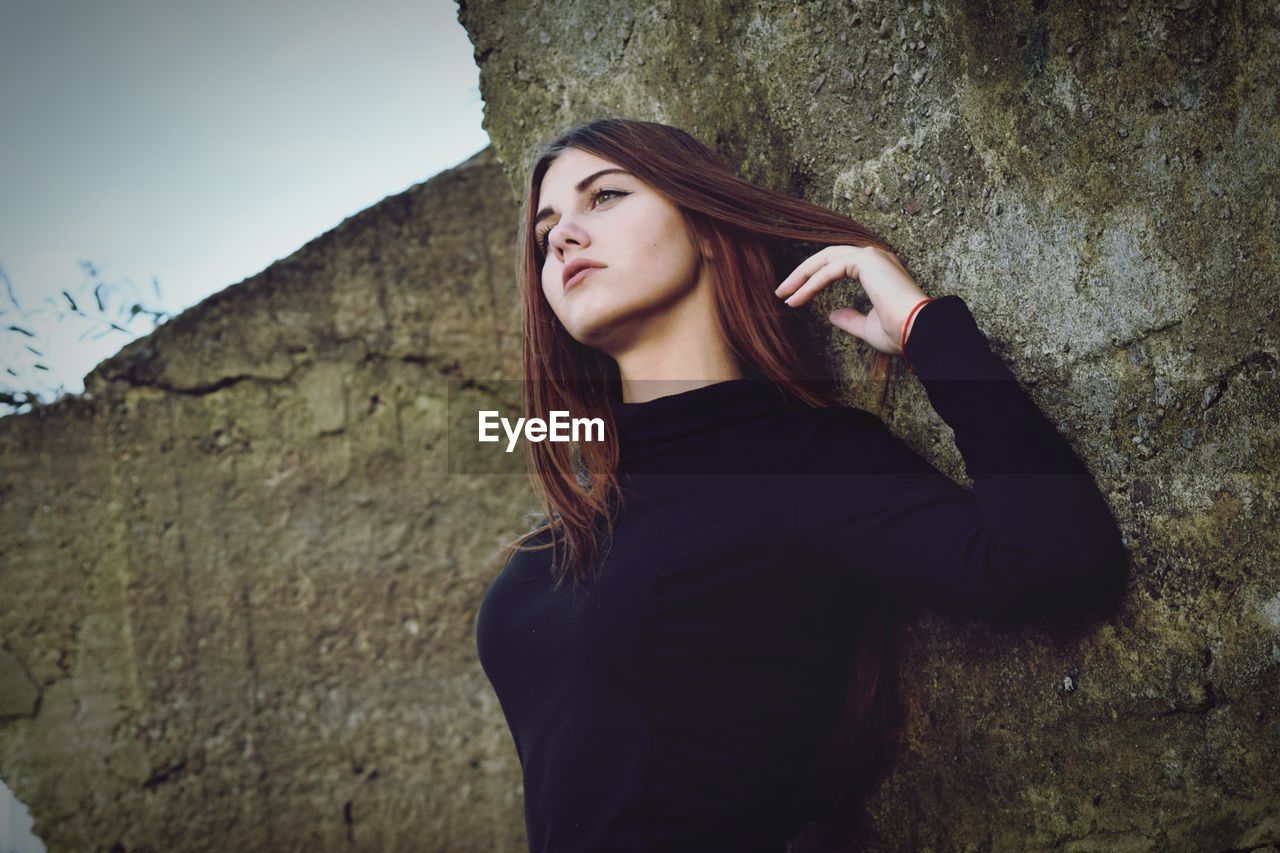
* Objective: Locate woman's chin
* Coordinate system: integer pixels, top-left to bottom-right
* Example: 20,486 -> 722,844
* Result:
567,321 -> 617,350
563,309 -> 638,352
560,289 -> 683,352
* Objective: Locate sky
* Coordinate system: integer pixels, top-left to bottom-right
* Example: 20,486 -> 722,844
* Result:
0,0 -> 489,417
0,0 -> 487,845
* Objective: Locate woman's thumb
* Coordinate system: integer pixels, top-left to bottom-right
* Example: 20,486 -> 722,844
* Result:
828,307 -> 867,341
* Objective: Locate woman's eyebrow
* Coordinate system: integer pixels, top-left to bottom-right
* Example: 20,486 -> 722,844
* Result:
534,168 -> 634,226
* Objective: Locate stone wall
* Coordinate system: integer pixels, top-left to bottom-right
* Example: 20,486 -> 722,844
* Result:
453,0 -> 1280,850
0,146 -> 537,851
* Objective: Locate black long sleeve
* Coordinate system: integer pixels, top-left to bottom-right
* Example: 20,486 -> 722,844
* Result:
787,295 -> 1128,618
476,298 -> 1129,850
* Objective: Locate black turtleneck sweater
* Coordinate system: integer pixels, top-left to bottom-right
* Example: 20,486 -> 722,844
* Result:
474,295 -> 1127,852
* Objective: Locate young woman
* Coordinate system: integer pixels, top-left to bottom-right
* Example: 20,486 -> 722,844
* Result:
475,118 -> 1127,852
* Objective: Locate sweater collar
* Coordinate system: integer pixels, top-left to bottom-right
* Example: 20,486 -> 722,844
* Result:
610,378 -> 800,449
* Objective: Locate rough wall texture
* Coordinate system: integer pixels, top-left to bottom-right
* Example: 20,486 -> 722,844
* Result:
0,146 -> 537,851
455,0 -> 1280,850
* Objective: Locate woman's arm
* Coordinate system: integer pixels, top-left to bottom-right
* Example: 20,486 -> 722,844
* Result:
788,295 -> 1128,619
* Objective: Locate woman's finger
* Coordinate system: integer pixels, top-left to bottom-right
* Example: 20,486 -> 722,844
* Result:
781,258 -> 858,307
774,245 -> 845,298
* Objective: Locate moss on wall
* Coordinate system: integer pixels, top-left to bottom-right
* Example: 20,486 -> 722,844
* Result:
0,147 -> 537,851
456,0 -> 1278,848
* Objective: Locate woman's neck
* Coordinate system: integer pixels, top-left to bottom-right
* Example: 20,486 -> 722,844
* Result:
613,318 -> 745,403
607,264 -> 746,404
617,373 -> 746,405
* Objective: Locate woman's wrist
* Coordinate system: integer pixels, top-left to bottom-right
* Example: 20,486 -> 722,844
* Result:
903,309 -> 923,343
901,296 -> 935,346
899,296 -> 936,374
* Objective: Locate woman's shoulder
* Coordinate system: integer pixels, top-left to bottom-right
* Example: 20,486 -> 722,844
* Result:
792,400 -> 886,432
786,402 -> 938,476
765,398 -> 891,452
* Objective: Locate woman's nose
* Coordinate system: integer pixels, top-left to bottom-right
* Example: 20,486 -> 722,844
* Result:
550,219 -> 588,254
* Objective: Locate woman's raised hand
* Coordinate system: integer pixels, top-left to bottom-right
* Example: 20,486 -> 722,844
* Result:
774,244 -> 931,356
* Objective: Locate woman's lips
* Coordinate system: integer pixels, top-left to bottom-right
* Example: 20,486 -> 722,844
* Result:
564,267 -> 599,292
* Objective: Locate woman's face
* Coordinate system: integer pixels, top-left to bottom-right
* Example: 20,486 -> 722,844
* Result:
535,147 -> 706,352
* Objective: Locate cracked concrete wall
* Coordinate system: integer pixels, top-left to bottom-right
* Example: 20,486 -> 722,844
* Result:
0,146 -> 537,851
455,0 -> 1280,850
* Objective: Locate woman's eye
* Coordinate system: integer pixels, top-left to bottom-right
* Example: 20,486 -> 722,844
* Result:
536,188 -> 625,253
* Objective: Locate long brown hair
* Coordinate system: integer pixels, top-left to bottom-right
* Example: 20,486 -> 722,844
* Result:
491,117 -> 907,840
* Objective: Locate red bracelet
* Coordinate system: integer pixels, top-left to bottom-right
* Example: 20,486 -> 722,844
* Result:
900,296 -> 936,375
